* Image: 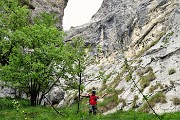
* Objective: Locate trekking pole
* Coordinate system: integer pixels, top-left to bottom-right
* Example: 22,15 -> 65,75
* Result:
77,58 -> 82,113
132,79 -> 161,120
44,96 -> 65,116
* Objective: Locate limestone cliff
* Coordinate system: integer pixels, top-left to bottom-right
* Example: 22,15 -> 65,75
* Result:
21,0 -> 68,29
65,0 -> 180,114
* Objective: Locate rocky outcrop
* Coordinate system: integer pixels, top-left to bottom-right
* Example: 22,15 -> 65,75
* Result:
66,0 -> 178,58
65,0 -> 180,114
21,0 -> 68,29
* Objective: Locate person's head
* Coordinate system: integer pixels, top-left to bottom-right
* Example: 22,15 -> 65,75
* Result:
92,90 -> 96,95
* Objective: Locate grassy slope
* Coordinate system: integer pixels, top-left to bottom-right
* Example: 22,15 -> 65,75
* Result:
0,98 -> 179,120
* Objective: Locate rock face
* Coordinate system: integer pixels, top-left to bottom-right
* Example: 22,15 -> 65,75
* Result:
66,0 -> 180,114
67,0 -> 178,58
23,0 -> 68,29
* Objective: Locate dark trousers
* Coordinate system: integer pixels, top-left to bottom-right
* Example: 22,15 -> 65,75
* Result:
89,105 -> 97,115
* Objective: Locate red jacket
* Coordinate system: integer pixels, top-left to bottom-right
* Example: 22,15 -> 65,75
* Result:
89,94 -> 99,105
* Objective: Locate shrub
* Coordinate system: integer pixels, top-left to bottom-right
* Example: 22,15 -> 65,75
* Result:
140,77 -> 150,90
119,98 -> 126,107
106,88 -> 124,95
136,68 -> 145,76
99,95 -> 119,112
145,66 -> 153,73
125,73 -> 132,82
132,95 -> 139,108
149,83 -> 162,93
168,69 -> 176,75
148,71 -> 156,81
149,85 -> 156,93
173,97 -> 180,105
140,71 -> 156,90
138,92 -> 166,112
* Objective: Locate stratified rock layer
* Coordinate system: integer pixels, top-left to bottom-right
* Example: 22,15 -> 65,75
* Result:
65,0 -> 180,114
26,0 -> 68,29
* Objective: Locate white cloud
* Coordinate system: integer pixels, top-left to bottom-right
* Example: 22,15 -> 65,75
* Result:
63,0 -> 103,30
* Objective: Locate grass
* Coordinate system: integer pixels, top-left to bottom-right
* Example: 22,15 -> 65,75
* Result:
137,66 -> 153,77
125,70 -> 133,82
0,98 -> 180,120
98,95 -> 119,112
149,83 -> 163,93
0,97 -> 30,110
138,92 -> 166,112
162,31 -> 174,45
132,95 -> 139,108
145,66 -> 153,73
140,71 -> 156,91
106,64 -> 128,89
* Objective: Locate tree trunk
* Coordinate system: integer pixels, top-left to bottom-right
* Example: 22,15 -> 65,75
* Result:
30,79 -> 39,106
77,59 -> 81,113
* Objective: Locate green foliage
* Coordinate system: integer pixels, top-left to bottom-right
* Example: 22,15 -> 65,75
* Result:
109,63 -> 129,88
168,68 -> 176,75
132,95 -> 139,108
145,66 -> 153,73
149,83 -> 162,93
0,98 -> 180,120
125,70 -> 133,82
140,78 -> 150,90
0,97 -> 29,110
12,99 -> 20,112
140,71 -> 156,90
106,87 -> 124,95
119,98 -> 126,107
102,73 -> 111,84
98,95 -> 119,112
0,0 -> 29,66
162,31 -> 174,45
138,92 -> 166,112
0,0 -> 86,106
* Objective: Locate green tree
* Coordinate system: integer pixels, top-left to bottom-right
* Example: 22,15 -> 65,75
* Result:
0,0 -> 86,106
0,0 -> 29,65
70,37 -> 87,113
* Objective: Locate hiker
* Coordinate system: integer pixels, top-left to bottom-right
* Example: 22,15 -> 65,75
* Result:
80,90 -> 107,115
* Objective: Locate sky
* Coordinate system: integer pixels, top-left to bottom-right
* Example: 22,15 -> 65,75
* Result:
63,0 -> 103,30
